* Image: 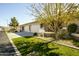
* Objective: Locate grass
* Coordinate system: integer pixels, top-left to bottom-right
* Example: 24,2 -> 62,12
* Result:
13,36 -> 79,56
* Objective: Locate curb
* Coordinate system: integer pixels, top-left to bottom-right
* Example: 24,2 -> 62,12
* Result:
6,32 -> 21,56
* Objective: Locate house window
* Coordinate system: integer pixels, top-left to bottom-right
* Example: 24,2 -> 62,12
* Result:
40,24 -> 43,28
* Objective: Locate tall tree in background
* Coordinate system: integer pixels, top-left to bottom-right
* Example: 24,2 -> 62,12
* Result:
9,17 -> 19,32
28,3 -> 79,40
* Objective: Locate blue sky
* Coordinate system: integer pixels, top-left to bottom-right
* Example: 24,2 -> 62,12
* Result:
0,3 -> 35,27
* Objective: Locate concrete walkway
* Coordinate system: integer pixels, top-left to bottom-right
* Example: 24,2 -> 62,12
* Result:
37,37 -> 79,50
54,40 -> 79,50
0,31 -> 17,56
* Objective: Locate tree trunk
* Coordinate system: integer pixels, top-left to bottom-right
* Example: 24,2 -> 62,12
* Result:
54,32 -> 59,40
54,29 -> 61,40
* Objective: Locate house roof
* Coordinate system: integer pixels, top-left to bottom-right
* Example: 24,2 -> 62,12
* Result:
20,21 -> 39,26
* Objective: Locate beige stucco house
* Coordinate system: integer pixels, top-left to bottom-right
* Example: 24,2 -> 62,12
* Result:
16,21 -> 54,37
12,19 -> 79,37
19,21 -> 45,33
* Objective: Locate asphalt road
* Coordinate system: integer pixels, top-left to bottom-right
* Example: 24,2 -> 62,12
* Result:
0,31 -> 16,56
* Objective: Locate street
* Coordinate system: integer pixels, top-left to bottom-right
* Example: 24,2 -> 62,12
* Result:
0,31 -> 16,56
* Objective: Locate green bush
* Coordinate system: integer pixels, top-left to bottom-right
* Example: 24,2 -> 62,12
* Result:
33,32 -> 38,36
67,23 -> 78,34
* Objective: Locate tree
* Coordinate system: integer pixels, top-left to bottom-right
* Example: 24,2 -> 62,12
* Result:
28,3 -> 79,40
9,17 -> 19,32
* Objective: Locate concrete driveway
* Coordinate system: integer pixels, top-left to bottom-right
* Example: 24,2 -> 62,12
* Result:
7,32 -> 33,39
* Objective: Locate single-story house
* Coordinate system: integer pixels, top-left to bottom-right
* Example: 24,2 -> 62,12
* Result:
16,21 -> 54,37
19,21 -> 45,33
10,20 -> 79,37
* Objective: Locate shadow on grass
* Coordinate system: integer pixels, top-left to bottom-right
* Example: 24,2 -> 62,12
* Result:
23,36 -> 33,38
31,43 -> 60,56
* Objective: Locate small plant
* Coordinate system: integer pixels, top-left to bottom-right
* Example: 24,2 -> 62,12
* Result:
67,23 -> 78,35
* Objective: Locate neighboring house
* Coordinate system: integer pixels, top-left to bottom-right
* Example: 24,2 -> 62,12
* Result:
0,26 -> 4,31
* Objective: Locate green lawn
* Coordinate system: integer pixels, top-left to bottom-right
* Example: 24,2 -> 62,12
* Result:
13,36 -> 79,56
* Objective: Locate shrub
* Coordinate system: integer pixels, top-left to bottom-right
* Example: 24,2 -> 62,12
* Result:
33,32 -> 38,36
67,23 -> 78,35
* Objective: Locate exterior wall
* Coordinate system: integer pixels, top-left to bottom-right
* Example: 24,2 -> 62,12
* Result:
16,26 -> 21,32
23,23 -> 45,33
30,23 -> 43,33
24,25 -> 30,32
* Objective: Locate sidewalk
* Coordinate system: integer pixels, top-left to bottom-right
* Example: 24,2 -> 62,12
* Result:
7,33 -> 21,39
